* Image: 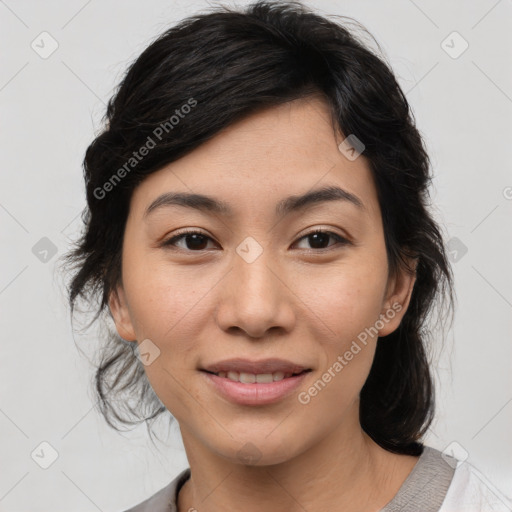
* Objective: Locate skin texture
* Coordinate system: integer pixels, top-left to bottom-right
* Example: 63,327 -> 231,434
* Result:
110,96 -> 419,511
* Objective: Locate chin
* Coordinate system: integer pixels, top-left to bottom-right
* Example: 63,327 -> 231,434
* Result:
209,431 -> 305,468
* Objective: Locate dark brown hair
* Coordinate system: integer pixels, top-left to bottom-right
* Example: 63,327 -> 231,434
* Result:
62,0 -> 454,455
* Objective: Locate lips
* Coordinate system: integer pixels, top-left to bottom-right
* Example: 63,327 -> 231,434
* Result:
200,358 -> 312,405
201,365 -> 311,406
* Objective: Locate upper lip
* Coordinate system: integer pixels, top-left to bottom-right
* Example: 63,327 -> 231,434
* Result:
201,358 -> 310,375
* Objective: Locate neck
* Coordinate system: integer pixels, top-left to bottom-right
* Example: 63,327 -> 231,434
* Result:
177,403 -> 418,512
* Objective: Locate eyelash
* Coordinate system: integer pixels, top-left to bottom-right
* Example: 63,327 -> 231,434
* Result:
161,229 -> 351,252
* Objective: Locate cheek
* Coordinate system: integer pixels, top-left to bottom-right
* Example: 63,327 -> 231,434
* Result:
293,257 -> 388,392
121,257 -> 208,414
294,258 -> 389,341
122,250 -> 214,341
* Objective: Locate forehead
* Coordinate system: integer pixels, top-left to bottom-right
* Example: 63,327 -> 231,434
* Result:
129,96 -> 381,222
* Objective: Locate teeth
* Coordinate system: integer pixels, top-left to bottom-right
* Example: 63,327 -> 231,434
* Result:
256,373 -> 273,383
227,371 -> 239,381
239,372 -> 256,383
215,370 -> 300,383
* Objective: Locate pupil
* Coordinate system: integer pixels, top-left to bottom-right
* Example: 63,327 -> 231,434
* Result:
309,232 -> 329,249
187,234 -> 207,250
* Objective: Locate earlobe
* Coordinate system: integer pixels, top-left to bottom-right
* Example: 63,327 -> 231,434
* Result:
108,286 -> 137,342
378,258 -> 417,337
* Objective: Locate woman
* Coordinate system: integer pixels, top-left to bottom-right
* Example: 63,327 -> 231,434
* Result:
63,1 -> 511,510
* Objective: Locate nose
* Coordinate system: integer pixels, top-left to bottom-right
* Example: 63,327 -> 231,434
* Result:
215,247 -> 296,339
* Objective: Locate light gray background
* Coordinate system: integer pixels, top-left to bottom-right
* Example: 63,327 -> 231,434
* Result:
1,0 -> 511,510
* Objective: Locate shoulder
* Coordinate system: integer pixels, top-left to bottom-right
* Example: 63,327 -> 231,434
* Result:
120,468 -> 191,512
381,444 -> 511,512
440,460 -> 512,512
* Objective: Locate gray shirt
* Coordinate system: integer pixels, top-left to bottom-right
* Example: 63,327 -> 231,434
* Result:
123,445 -> 455,512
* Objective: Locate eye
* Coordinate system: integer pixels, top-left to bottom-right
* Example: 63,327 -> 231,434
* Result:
161,229 -> 350,252
161,230 -> 218,251
294,230 -> 350,251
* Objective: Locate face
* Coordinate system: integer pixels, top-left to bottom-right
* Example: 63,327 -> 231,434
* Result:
109,96 -> 415,466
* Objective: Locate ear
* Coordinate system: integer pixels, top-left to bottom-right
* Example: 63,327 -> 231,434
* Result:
108,285 -> 137,342
377,257 -> 417,337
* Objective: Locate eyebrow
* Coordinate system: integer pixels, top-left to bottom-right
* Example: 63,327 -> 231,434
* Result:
143,185 -> 364,219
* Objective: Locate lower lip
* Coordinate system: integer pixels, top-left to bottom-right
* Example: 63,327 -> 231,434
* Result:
202,371 -> 310,406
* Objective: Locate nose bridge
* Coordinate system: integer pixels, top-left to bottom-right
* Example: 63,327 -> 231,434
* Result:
236,241 -> 276,295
